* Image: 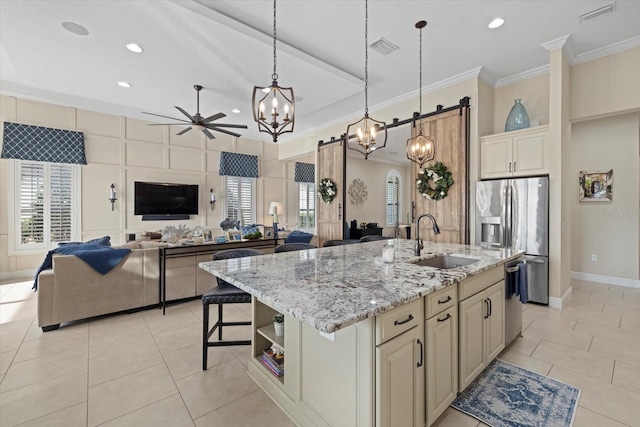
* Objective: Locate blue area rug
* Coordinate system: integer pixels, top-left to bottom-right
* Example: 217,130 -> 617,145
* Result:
451,359 -> 580,427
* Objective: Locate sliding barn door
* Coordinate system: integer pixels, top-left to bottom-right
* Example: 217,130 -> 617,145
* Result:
412,107 -> 469,244
316,141 -> 345,246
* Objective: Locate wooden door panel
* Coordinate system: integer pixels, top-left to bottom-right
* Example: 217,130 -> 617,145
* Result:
317,142 -> 344,246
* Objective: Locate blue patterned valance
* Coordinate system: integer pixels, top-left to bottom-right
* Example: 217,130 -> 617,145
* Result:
1,122 -> 87,165
294,162 -> 315,183
219,151 -> 258,178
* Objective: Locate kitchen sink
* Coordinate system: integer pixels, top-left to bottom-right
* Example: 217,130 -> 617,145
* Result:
408,255 -> 479,269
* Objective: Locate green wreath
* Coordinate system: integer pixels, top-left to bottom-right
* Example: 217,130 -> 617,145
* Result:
318,178 -> 337,203
416,161 -> 454,201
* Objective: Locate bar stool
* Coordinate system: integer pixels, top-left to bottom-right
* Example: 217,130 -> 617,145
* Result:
202,248 -> 263,370
275,243 -> 317,253
322,239 -> 361,247
360,235 -> 389,242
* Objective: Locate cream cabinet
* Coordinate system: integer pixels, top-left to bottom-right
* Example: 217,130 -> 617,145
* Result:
458,268 -> 505,391
425,286 -> 458,427
480,125 -> 548,179
376,299 -> 424,427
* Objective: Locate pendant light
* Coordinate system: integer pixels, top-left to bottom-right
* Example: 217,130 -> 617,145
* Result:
252,0 -> 294,142
346,0 -> 387,160
406,20 -> 435,167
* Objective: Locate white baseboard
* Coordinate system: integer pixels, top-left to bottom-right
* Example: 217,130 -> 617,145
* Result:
571,271 -> 640,289
549,286 -> 572,309
0,269 -> 36,282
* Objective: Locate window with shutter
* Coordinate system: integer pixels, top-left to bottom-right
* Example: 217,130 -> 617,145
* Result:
386,170 -> 401,226
297,182 -> 315,232
10,160 -> 80,253
225,176 -> 255,225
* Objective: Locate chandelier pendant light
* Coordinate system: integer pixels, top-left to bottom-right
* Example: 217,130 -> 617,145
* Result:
406,20 -> 435,167
346,0 -> 387,160
252,0 -> 294,142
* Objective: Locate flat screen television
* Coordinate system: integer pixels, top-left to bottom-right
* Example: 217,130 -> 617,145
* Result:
134,181 -> 198,220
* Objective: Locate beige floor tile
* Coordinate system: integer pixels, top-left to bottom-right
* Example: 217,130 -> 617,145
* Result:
1,347 -> 88,392
590,336 -> 640,367
88,324 -> 155,358
88,364 -> 178,427
561,306 -> 621,327
0,300 -> 37,323
572,281 -> 609,293
622,316 -> 640,331
14,324 -> 88,362
505,334 -> 542,356
0,317 -> 34,336
431,407 -> 482,427
570,289 -> 592,303
523,319 -> 593,351
0,349 -> 16,375
532,340 -> 614,383
603,303 -> 640,318
100,394 -> 194,427
163,342 -> 236,381
89,342 -> 164,386
228,345 -> 252,367
549,365 -> 640,426
0,330 -> 27,352
573,406 -> 629,427
17,402 -> 87,427
0,370 -> 87,426
622,287 -> 640,297
153,323 -> 202,354
613,360 -> 640,395
590,292 -> 640,309
563,298 -> 605,313
195,389 -> 295,427
88,311 -> 148,338
144,308 -> 200,336
498,350 -> 552,376
176,359 -> 260,419
590,288 -> 624,299
574,319 -> 640,346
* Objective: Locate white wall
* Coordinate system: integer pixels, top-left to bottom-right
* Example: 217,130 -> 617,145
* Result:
493,74 -> 550,135
571,112 -> 640,281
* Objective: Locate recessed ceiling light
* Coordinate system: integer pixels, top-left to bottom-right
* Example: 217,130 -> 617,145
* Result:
117,81 -> 131,88
488,18 -> 504,29
61,22 -> 89,36
126,43 -> 143,53
231,109 -> 241,114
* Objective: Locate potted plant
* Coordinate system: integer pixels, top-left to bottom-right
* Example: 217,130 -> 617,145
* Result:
273,313 -> 284,337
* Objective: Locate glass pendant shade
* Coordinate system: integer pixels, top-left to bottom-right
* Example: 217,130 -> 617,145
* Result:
505,98 -> 530,132
406,130 -> 435,167
346,114 -> 387,160
252,83 -> 294,142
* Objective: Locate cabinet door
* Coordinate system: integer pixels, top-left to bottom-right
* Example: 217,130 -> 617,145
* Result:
458,291 -> 486,391
513,132 -> 546,176
426,305 -> 458,427
480,136 -> 512,179
376,326 -> 425,427
485,281 -> 505,362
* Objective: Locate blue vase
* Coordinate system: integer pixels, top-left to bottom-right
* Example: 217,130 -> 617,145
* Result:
505,99 -> 530,132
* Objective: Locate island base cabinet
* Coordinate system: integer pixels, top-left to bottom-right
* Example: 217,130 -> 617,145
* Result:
459,280 -> 505,391
426,305 -> 458,427
376,326 -> 425,427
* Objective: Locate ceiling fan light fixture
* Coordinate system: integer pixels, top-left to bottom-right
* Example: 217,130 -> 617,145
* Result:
346,0 -> 387,160
192,124 -> 205,131
406,20 -> 435,167
252,0 -> 295,143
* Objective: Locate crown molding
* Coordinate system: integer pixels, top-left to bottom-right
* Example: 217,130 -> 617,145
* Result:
494,64 -> 550,88
541,34 -> 576,64
573,35 -> 640,65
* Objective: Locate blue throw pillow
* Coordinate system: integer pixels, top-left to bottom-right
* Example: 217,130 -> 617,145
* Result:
58,236 -> 111,247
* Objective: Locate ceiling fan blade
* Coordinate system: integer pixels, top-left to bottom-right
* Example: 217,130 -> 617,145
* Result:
176,126 -> 192,136
202,129 -> 216,140
174,106 -> 194,121
207,127 -> 242,138
201,112 -> 226,123
205,123 -> 248,129
142,111 -> 191,123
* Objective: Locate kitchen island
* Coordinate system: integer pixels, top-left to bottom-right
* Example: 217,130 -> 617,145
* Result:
200,240 -> 522,427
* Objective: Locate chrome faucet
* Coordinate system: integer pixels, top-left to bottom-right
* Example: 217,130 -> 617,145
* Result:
414,214 -> 441,256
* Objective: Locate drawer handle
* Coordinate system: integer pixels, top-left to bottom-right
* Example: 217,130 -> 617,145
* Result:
394,314 -> 414,326
438,296 -> 452,304
417,338 -> 423,368
506,266 -> 519,273
437,313 -> 451,322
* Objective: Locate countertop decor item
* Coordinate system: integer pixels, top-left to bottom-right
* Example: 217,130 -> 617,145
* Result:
505,99 -> 530,132
318,178 -> 337,203
416,161 -> 454,200
273,313 -> 284,337
348,178 -> 368,206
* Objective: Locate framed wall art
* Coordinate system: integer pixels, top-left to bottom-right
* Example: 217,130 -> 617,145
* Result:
579,169 -> 613,202
263,226 -> 274,238
226,229 -> 242,241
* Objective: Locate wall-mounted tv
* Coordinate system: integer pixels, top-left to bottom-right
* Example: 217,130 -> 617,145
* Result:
134,181 -> 198,220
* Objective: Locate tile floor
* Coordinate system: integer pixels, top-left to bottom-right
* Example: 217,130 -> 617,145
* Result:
1,277 -> 639,426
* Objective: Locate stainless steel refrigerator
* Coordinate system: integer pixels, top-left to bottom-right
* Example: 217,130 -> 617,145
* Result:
475,176 -> 549,304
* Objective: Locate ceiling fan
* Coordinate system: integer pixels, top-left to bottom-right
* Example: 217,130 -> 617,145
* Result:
143,85 -> 247,139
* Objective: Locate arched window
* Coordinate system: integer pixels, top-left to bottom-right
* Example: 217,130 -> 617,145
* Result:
386,170 -> 402,226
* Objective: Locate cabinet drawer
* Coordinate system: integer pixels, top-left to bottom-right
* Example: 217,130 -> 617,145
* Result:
376,299 -> 422,346
426,286 -> 457,319
459,266 -> 503,301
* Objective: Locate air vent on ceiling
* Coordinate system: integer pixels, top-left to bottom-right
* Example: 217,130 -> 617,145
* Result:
369,37 -> 399,56
579,2 -> 616,23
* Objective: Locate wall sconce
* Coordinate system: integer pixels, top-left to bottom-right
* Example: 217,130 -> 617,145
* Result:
210,189 -> 217,211
269,201 -> 283,239
109,184 -> 117,211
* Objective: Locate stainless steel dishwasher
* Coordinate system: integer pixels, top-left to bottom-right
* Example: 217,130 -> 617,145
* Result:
504,258 -> 525,346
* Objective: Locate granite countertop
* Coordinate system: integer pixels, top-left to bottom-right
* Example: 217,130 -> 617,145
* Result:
199,239 -> 522,333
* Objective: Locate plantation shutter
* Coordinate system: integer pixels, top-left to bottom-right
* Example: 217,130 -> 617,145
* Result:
19,162 -> 45,244
49,164 -> 73,242
298,182 -> 315,228
386,176 -> 399,225
225,176 -> 255,225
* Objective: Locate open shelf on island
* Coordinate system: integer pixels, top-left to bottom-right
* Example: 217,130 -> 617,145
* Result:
257,323 -> 285,349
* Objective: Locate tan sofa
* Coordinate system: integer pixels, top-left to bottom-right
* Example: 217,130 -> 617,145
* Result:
36,241 -> 218,331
